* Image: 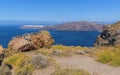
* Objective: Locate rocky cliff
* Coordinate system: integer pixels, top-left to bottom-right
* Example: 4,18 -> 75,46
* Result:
94,22 -> 120,46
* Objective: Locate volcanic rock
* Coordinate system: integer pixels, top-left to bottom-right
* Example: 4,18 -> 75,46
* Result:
94,22 -> 120,46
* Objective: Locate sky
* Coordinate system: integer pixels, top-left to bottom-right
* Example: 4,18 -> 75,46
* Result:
0,0 -> 120,22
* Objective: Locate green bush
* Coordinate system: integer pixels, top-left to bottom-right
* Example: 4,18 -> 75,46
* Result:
110,56 -> 120,66
97,50 -> 114,63
3,53 -> 34,75
50,69 -> 90,75
4,53 -> 29,67
16,64 -> 34,75
96,46 -> 120,66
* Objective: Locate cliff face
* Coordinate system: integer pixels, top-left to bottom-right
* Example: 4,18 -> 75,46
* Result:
94,22 -> 120,46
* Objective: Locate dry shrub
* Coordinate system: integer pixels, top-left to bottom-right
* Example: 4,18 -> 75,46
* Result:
31,54 -> 50,69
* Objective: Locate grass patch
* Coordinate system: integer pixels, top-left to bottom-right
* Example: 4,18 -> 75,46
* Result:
52,45 -> 69,51
35,48 -> 53,56
50,69 -> 90,75
96,46 -> 120,66
97,50 -> 114,63
16,63 -> 34,75
3,53 -> 34,75
110,56 -> 120,66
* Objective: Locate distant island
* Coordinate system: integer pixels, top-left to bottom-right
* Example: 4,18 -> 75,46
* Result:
20,21 -> 104,32
20,25 -> 45,29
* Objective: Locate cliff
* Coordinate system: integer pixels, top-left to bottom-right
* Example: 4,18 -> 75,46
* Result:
94,21 -> 120,46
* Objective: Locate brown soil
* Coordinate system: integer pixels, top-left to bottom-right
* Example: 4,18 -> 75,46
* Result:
32,55 -> 120,75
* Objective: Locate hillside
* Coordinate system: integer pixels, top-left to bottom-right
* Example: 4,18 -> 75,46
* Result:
21,21 -> 103,32
0,30 -> 120,75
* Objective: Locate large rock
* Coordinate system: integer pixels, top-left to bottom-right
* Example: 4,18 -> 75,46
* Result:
8,38 -> 35,52
8,31 -> 54,52
94,22 -> 120,46
0,45 -> 3,53
31,31 -> 54,48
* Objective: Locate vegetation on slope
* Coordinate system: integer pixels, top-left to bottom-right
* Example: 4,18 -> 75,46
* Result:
95,46 -> 120,66
50,69 -> 90,75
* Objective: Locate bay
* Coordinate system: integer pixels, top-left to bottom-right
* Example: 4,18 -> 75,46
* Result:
0,25 -> 100,48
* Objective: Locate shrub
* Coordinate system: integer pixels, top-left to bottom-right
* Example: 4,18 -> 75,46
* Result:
4,53 -> 29,67
0,64 -> 12,75
40,30 -> 50,35
16,64 -> 34,75
96,46 -> 120,66
110,56 -> 120,66
97,50 -> 114,63
31,54 -> 50,69
3,53 -> 34,75
50,69 -> 90,75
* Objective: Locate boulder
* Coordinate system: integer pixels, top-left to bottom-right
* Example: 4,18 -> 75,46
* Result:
8,38 -> 35,52
8,31 -> 54,52
31,31 -> 54,48
0,45 -> 3,53
94,22 -> 120,46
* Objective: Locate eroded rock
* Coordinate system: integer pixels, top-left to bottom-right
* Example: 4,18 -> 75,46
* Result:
94,22 -> 120,46
8,31 -> 54,52
0,45 -> 3,53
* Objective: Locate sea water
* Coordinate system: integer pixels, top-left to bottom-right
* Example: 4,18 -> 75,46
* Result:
0,25 -> 100,48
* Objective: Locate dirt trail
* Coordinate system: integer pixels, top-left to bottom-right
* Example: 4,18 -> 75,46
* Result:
33,55 -> 120,75
54,55 -> 120,75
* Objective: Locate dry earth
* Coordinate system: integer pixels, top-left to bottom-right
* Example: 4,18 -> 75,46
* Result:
32,55 -> 120,75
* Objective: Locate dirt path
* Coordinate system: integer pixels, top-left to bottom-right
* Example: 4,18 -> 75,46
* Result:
33,55 -> 120,75
54,55 -> 120,75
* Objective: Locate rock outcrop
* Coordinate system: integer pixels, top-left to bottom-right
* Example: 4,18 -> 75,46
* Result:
0,45 -> 3,53
8,31 -> 54,52
94,22 -> 120,46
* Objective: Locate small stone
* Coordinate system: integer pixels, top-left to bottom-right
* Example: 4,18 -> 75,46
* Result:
75,50 -> 86,55
52,50 -> 62,56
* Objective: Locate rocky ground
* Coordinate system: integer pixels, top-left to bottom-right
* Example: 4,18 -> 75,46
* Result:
32,55 -> 120,75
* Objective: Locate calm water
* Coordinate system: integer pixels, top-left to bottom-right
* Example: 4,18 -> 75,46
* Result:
0,25 -> 100,48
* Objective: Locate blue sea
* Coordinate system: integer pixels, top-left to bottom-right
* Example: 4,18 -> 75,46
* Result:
0,25 -> 100,48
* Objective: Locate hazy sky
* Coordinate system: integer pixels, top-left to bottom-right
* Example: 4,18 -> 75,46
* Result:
0,0 -> 120,22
